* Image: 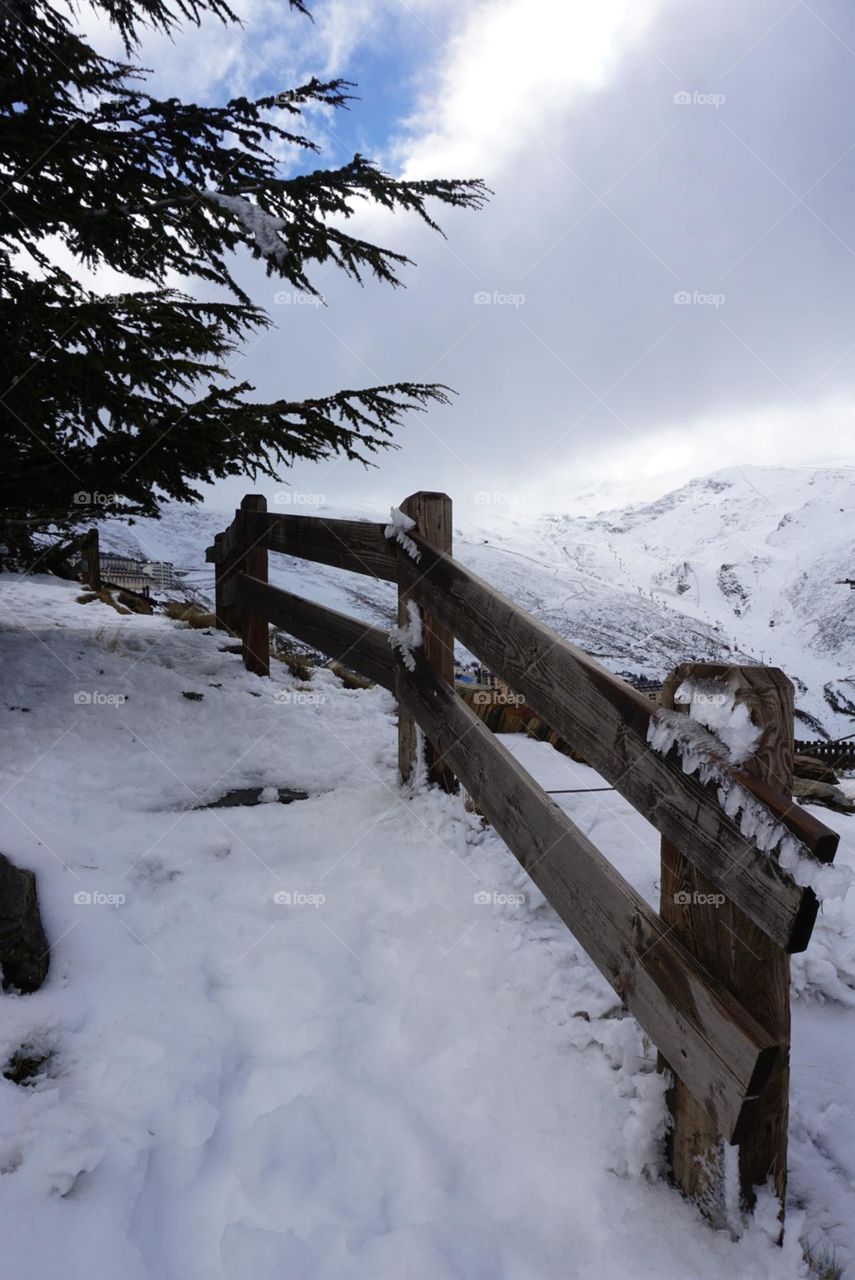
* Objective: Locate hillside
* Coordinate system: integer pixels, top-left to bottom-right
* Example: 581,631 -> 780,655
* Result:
95,465 -> 855,736
1,574 -> 854,1277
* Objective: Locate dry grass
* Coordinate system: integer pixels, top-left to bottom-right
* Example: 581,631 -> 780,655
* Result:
117,590 -> 152,615
330,661 -> 372,690
76,589 -> 131,615
269,636 -> 373,688
804,1243 -> 845,1280
161,601 -> 217,629
271,641 -> 314,682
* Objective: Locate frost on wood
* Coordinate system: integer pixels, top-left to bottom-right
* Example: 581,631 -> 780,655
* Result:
384,507 -> 421,562
202,191 -> 290,265
390,600 -> 423,673
674,678 -> 761,766
647,710 -> 851,902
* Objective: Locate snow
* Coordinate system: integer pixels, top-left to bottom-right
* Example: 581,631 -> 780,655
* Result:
3,575 -> 853,1276
674,677 -> 762,765
201,191 -> 290,266
389,598 -> 422,672
384,505 -> 421,562
647,706 -> 852,903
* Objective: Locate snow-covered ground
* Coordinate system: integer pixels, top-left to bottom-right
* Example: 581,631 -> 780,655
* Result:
1,574 -> 854,1279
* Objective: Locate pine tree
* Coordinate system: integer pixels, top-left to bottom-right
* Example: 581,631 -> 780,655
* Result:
0,0 -> 487,560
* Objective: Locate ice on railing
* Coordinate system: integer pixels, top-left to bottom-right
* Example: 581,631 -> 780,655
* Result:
390,599 -> 423,673
647,709 -> 851,902
674,678 -> 761,765
384,507 -> 421,562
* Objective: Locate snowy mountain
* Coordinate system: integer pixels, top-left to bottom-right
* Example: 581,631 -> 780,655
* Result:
95,465 -> 855,737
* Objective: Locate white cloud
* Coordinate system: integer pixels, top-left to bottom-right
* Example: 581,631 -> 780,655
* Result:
394,0 -> 661,178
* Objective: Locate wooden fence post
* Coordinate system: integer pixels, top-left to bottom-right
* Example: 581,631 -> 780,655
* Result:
396,492 -> 457,791
83,529 -> 100,590
238,494 -> 269,677
659,662 -> 794,1229
213,533 -> 227,630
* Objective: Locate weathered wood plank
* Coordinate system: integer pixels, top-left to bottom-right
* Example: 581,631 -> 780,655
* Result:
236,574 -> 396,692
394,648 -> 777,1142
214,533 -> 226,629
82,529 -> 100,590
395,537 -> 837,952
245,511 -> 397,582
661,664 -> 793,1224
397,493 -> 456,791
216,519 -> 242,634
239,496 -> 270,677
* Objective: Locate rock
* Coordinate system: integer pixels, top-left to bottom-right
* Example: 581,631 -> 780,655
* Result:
793,753 -> 840,785
793,778 -> 855,814
0,853 -> 50,993
196,787 -> 309,810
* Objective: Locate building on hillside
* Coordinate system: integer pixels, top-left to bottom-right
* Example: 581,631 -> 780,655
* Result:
141,561 -> 181,590
72,551 -> 183,595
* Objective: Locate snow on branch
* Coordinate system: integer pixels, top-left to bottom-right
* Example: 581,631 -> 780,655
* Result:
390,600 -> 423,673
647,709 -> 851,902
384,506 -> 421,562
202,190 -> 289,264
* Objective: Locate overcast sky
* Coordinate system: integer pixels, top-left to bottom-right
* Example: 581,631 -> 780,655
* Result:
88,0 -> 855,518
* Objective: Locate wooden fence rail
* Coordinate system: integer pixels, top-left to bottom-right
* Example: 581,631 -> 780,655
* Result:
795,738 -> 855,769
205,491 -> 840,1232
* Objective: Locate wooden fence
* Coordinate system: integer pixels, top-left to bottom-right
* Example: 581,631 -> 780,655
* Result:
795,738 -> 855,770
206,491 -> 839,1231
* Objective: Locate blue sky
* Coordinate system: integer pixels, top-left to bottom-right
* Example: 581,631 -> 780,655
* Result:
82,0 -> 855,519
